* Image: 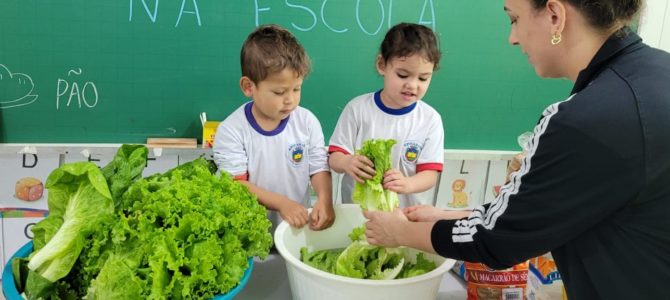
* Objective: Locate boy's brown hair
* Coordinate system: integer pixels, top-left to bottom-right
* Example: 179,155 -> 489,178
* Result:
240,24 -> 311,83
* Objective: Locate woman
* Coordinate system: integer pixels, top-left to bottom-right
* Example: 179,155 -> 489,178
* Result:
363,0 -> 670,298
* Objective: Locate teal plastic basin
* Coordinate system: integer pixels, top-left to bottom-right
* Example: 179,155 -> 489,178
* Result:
2,242 -> 253,300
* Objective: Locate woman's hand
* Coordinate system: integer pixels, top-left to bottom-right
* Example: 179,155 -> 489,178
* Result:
363,208 -> 408,248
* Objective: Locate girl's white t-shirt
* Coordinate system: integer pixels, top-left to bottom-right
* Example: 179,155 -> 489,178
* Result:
329,91 -> 444,207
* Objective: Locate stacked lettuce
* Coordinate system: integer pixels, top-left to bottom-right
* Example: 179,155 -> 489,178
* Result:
12,145 -> 272,299
301,139 -> 435,280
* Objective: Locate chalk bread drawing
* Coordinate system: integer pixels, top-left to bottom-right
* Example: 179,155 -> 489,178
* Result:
0,64 -> 39,109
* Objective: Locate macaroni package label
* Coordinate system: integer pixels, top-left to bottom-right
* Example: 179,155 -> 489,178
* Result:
465,261 -> 529,300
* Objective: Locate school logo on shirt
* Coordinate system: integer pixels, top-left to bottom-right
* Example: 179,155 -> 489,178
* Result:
402,141 -> 422,163
288,143 -> 305,166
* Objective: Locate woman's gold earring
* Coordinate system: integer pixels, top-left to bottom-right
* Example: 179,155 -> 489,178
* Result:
551,33 -> 562,45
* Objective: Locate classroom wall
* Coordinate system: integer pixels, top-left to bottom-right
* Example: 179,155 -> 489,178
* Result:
639,0 -> 670,51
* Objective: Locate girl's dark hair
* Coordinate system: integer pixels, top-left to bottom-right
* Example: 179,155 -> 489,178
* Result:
379,23 -> 441,70
530,0 -> 642,30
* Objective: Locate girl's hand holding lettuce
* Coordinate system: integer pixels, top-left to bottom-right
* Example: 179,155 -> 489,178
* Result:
352,139 -> 399,212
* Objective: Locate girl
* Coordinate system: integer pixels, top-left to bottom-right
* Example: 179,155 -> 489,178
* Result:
328,23 -> 444,208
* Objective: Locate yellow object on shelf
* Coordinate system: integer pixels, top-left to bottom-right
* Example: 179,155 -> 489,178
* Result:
202,121 -> 220,148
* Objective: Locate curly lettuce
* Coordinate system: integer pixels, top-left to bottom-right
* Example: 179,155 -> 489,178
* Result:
15,146 -> 272,300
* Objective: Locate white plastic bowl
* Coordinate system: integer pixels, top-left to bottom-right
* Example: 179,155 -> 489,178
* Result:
275,204 -> 455,300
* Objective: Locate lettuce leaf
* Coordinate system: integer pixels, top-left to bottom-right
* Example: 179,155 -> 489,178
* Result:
348,225 -> 366,242
300,247 -> 342,273
28,162 -> 112,280
25,161 -> 113,297
397,252 -> 437,279
30,216 -> 63,252
352,139 -> 399,212
86,254 -> 143,299
334,241 -> 404,280
101,144 -> 148,204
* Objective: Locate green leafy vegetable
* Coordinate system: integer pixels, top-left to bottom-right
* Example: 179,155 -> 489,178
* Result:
101,144 -> 148,204
334,241 -> 405,279
13,145 -> 272,299
85,254 -> 143,299
397,253 -> 438,279
300,247 -> 342,274
30,216 -> 63,252
352,139 -> 399,212
26,161 -> 113,295
348,225 -> 366,242
11,257 -> 30,293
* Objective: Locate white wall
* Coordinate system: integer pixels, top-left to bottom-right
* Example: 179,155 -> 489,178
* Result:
638,0 -> 670,51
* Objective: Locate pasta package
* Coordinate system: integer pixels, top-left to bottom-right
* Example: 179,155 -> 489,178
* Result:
527,253 -> 564,300
465,261 -> 529,300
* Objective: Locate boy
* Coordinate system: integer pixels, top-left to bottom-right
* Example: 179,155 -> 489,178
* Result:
213,24 -> 334,231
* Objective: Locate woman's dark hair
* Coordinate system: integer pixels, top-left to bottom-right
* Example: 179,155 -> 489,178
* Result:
530,0 -> 642,31
379,23 -> 441,70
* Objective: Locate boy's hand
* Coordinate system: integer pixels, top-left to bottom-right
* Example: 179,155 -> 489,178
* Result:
404,205 -> 472,222
383,169 -> 411,193
344,154 -> 376,183
309,199 -> 335,230
278,199 -> 309,228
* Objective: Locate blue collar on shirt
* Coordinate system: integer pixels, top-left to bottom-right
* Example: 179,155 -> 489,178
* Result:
245,101 -> 289,136
374,90 -> 417,115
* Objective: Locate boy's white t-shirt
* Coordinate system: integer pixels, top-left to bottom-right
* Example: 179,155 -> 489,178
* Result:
213,102 -> 329,228
329,91 -> 444,207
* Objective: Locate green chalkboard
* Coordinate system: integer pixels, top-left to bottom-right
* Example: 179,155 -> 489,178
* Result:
0,0 -> 571,150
